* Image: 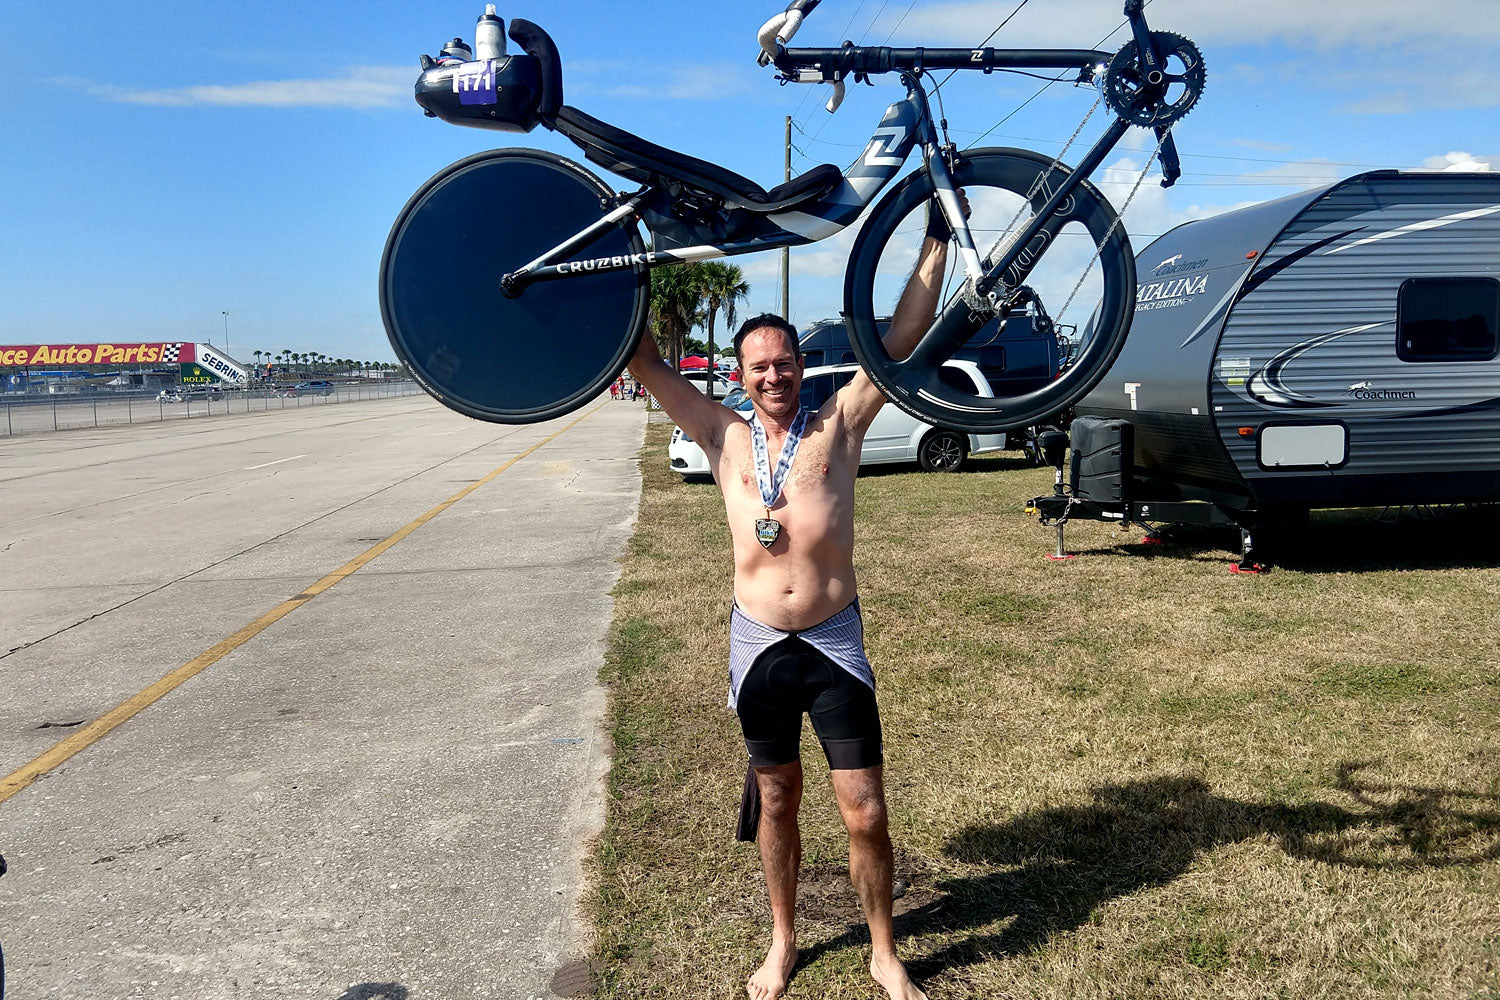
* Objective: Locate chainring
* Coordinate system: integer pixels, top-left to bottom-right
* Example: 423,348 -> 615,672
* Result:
1104,31 -> 1205,128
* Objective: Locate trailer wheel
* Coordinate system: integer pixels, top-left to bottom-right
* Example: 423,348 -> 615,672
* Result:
919,430 -> 968,473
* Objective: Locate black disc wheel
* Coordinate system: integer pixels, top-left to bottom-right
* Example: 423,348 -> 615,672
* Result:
918,429 -> 968,473
843,148 -> 1135,434
380,149 -> 649,424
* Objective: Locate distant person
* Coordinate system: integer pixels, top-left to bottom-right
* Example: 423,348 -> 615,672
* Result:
626,197 -> 963,1000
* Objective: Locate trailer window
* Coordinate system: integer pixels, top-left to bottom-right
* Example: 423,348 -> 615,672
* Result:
1397,277 -> 1500,362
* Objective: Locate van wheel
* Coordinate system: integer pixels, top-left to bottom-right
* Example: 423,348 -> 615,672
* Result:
919,430 -> 968,473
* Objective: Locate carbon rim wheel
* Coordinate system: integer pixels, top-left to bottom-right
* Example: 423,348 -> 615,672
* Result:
919,430 -> 967,472
380,149 -> 648,424
843,148 -> 1135,434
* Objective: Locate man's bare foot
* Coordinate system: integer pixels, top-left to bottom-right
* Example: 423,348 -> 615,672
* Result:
870,952 -> 927,1000
747,934 -> 797,1000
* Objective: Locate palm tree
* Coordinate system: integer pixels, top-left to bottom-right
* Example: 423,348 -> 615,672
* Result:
649,262 -> 710,370
698,261 -> 750,399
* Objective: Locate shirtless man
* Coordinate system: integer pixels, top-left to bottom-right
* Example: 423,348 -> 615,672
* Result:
627,202 -> 958,1000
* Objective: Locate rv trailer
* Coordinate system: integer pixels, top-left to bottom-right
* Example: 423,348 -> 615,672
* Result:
1029,170 -> 1500,567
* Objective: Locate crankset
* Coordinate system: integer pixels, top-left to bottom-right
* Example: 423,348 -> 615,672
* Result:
1103,30 -> 1205,128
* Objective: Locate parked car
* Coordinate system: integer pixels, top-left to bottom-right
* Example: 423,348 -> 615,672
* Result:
797,314 -> 1071,448
668,361 -> 1008,479
291,380 -> 335,396
680,370 -> 737,398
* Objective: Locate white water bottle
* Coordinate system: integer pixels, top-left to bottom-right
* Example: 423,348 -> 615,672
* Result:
474,5 -> 506,60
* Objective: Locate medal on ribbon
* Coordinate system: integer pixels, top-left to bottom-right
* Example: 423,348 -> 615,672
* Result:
755,517 -> 782,548
750,407 -> 808,550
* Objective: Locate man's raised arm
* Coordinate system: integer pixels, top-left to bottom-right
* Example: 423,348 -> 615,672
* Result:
627,333 -> 739,453
837,228 -> 951,434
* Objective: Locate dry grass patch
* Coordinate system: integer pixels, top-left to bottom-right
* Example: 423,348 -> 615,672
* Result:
589,427 -> 1500,999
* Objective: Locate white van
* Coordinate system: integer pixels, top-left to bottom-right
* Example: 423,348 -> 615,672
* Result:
668,360 -> 1008,478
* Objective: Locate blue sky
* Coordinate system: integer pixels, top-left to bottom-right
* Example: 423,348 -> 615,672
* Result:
1,0 -> 1494,365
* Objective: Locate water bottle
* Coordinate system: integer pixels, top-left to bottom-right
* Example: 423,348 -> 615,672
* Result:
438,37 -> 474,64
474,4 -> 506,60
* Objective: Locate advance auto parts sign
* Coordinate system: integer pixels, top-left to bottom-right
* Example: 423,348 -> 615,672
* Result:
0,342 -> 194,366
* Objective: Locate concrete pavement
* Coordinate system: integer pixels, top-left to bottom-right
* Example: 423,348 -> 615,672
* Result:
0,392 -> 648,998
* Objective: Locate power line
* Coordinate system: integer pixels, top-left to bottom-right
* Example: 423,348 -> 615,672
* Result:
791,0 -> 897,165
787,0 -> 873,124
879,0 -> 922,44
791,108 -> 1392,175
961,1 -> 1145,150
934,0 -> 1033,92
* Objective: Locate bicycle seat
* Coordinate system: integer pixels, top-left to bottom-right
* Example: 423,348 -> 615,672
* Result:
510,18 -> 842,214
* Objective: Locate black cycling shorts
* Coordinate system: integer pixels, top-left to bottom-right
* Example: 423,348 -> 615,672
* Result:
735,635 -> 883,770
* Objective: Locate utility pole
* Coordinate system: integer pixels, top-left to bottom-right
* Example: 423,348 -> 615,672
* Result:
781,115 -> 791,320
221,311 -> 230,353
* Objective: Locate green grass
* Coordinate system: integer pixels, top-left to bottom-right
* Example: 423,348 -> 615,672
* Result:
586,428 -> 1500,999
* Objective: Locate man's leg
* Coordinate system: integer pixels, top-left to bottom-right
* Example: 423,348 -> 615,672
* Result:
749,761 -> 803,1000
830,767 -> 927,1000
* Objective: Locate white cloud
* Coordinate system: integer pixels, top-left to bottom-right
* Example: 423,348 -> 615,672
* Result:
877,1 -> 1500,50
1414,151 -> 1495,172
872,1 -> 1499,111
68,66 -> 413,109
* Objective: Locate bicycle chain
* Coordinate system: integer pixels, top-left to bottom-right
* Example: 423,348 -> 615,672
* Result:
1053,122 -> 1174,332
959,88 -> 1106,314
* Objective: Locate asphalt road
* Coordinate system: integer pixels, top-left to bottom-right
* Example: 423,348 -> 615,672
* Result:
0,392 -> 647,999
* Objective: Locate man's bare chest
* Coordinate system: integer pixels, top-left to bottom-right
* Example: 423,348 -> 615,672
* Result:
724,432 -> 841,505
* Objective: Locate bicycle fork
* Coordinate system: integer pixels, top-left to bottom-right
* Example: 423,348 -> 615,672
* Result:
912,89 -> 1135,371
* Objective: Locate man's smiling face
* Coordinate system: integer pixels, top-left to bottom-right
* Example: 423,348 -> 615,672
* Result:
739,327 -> 804,423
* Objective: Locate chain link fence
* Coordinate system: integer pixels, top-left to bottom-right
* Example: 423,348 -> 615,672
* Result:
1,381 -> 423,437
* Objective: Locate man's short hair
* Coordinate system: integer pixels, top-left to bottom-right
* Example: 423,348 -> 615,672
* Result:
732,313 -> 801,366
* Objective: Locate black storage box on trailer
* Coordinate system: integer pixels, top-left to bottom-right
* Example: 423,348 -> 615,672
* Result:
1069,417 -> 1133,503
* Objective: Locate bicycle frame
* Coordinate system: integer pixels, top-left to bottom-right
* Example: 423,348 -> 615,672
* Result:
499,44 -> 1123,301
383,0 -> 1197,428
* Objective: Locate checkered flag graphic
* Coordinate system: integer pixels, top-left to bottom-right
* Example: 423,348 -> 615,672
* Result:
159,343 -> 183,362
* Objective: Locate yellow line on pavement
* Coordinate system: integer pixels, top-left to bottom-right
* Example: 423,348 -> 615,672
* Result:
0,401 -> 609,806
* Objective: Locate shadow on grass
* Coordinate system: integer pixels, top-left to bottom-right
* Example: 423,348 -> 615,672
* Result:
332,985 -> 408,1000
1064,505 -> 1500,573
798,763 -> 1500,976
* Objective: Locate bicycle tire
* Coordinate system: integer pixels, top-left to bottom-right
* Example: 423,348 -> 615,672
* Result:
380,148 -> 648,424
843,147 -> 1135,433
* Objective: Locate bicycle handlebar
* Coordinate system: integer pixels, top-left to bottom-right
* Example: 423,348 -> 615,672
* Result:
775,45 -> 1111,79
757,0 -> 822,67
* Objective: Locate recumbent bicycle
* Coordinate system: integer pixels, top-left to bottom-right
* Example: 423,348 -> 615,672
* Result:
379,0 -> 1205,432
